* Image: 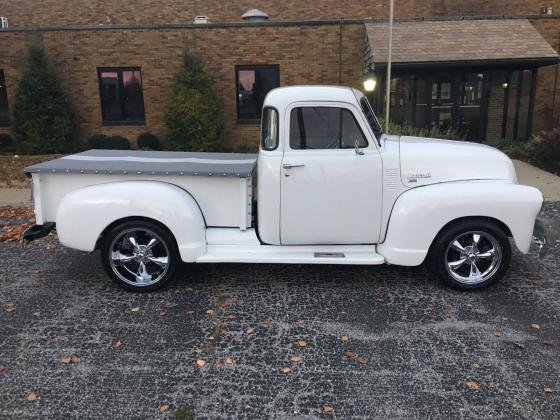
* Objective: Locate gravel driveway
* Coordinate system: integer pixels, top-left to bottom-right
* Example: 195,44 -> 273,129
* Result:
1,203 -> 559,419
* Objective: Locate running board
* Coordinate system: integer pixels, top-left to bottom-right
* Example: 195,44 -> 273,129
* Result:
196,245 -> 385,265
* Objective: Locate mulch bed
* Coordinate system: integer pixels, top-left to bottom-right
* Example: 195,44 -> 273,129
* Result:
0,206 -> 35,243
0,154 -> 59,188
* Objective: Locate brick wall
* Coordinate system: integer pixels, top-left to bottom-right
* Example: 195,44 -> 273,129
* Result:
0,23 -> 364,150
0,0 -> 549,29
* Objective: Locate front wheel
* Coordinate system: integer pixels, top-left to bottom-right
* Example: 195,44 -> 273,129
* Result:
429,219 -> 511,290
100,220 -> 179,292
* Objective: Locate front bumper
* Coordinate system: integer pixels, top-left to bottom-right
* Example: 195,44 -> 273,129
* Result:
529,219 -> 547,258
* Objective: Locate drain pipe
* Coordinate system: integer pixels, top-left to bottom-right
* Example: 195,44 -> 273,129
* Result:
552,31 -> 560,124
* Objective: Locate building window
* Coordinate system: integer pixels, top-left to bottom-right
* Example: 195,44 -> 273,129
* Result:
289,107 -> 368,150
0,70 -> 9,126
98,68 -> 145,125
236,65 -> 279,121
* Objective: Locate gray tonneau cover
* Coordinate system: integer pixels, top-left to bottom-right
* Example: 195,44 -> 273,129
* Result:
24,149 -> 258,178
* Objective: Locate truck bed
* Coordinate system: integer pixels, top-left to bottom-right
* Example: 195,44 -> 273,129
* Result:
25,150 -> 257,229
24,149 -> 257,177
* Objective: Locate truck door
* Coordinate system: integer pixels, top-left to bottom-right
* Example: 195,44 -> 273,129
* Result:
280,103 -> 383,245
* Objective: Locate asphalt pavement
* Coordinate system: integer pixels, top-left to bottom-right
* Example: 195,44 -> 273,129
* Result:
0,203 -> 559,419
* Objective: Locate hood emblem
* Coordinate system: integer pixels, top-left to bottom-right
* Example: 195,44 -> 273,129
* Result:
408,171 -> 431,182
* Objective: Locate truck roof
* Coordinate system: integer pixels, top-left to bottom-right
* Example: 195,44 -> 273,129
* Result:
263,85 -> 363,109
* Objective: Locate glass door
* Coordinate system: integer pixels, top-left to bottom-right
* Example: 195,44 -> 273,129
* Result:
430,75 -> 455,132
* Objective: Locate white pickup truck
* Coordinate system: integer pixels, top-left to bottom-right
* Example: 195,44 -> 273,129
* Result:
23,86 -> 546,292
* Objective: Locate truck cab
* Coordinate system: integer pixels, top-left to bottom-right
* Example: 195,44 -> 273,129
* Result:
24,86 -> 545,292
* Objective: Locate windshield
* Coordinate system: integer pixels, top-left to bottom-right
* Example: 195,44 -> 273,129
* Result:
360,97 -> 383,145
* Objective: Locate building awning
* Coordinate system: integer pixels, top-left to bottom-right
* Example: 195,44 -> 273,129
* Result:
364,19 -> 560,69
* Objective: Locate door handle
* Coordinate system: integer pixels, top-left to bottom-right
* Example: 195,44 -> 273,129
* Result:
282,163 -> 305,169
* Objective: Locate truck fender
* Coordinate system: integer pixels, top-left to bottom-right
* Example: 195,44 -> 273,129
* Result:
55,181 -> 206,262
376,182 -> 543,266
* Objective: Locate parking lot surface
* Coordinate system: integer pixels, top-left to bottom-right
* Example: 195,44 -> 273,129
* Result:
1,203 -> 559,419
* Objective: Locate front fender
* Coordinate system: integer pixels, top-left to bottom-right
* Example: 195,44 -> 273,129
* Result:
55,181 -> 206,262
377,182 -> 543,266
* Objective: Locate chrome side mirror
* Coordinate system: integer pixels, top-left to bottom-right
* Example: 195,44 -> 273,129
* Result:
355,140 -> 365,155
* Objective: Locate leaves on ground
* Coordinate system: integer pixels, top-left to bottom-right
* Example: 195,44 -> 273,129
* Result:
357,356 -> 367,365
225,356 -> 234,365
494,331 -> 503,337
159,310 -> 168,317
59,356 -> 80,364
113,340 -> 122,349
543,339 -> 554,346
544,386 -> 554,393
160,404 -> 170,413
344,351 -> 355,358
514,341 -> 526,349
531,323 -> 541,330
296,340 -> 308,348
131,307 -> 140,312
26,392 -> 37,401
323,405 -> 334,413
340,335 -> 349,342
0,206 -> 35,243
290,355 -> 302,363
0,363 -> 6,373
473,363 -> 481,368
246,327 -> 255,335
4,303 -> 15,313
281,367 -> 292,374
466,381 -> 480,391
195,359 -> 206,367
501,315 -> 509,321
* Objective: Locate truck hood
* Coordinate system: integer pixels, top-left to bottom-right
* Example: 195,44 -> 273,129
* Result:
396,135 -> 517,187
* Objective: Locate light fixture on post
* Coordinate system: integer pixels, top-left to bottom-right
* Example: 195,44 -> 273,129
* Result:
363,69 -> 377,92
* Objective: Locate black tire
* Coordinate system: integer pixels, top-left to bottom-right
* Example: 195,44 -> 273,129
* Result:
429,219 -> 511,290
100,220 -> 179,292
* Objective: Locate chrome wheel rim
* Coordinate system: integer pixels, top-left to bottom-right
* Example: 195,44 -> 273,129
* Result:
445,231 -> 502,285
109,228 -> 170,287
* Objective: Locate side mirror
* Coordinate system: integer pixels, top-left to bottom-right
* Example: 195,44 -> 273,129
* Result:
355,140 -> 365,155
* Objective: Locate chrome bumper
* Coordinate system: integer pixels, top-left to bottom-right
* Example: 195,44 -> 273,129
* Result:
529,219 -> 547,258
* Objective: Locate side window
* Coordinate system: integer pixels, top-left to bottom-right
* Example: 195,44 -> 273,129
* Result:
289,107 -> 368,150
98,67 -> 145,124
261,107 -> 279,151
236,65 -> 280,121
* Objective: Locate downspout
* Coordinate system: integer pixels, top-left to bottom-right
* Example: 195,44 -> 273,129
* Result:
552,31 -> 560,124
339,18 -> 343,84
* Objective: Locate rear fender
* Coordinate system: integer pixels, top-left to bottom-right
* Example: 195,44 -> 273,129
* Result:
377,182 -> 543,266
55,181 -> 206,262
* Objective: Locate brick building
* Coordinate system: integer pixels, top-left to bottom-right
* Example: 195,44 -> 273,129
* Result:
0,1 -> 559,149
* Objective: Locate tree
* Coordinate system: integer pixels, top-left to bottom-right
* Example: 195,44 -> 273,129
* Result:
13,43 -> 76,154
165,51 -> 223,151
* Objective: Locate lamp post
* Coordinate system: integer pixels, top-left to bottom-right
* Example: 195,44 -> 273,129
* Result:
385,0 -> 394,133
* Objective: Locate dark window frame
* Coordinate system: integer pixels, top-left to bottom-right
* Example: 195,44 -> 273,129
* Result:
0,69 -> 10,127
288,106 -> 369,151
97,67 -> 146,126
235,64 -> 280,123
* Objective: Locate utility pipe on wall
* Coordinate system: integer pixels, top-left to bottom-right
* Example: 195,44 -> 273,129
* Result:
385,0 -> 394,133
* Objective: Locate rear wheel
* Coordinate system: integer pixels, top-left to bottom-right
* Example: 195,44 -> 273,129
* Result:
101,220 -> 179,292
429,219 -> 511,290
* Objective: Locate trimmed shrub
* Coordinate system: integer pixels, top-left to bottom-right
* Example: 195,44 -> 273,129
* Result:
378,117 -> 464,140
86,133 -> 108,149
13,43 -> 76,154
537,128 -> 560,163
86,134 -> 130,150
137,132 -> 161,150
104,135 -> 130,150
165,51 -> 223,151
496,137 -> 543,164
0,133 -> 13,149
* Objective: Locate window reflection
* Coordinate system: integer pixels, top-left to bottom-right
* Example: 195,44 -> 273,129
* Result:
98,68 -> 145,124
236,65 -> 279,121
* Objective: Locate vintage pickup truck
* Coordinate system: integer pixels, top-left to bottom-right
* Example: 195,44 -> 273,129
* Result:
23,86 -> 546,292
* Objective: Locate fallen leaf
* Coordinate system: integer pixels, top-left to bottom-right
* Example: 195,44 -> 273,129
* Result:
80,319 -> 88,324
185,287 -> 194,293
531,323 -> 540,330
281,367 -> 292,374
264,319 -> 273,327
466,381 -> 480,391
340,335 -> 349,342
290,355 -> 302,363
0,364 -> 6,373
71,357 -> 81,364
375,298 -> 384,304
186,310 -> 195,315
297,340 -> 308,348
4,303 -> 15,313
113,340 -> 122,349
213,362 -> 223,369
494,331 -> 503,337
131,307 -> 140,312
544,386 -> 554,393
206,309 -> 215,315
465,304 -> 473,309
357,356 -> 367,365
473,363 -> 481,368
543,340 -> 554,346
225,356 -> 234,365
195,359 -> 206,367
501,315 -> 509,321
344,351 -> 355,358
226,315 -> 236,320
514,341 -> 525,349
32,310 -> 40,316
26,392 -> 37,401
159,310 -> 167,317
340,310 -> 347,315
487,381 -> 496,388
323,405 -> 334,413
59,356 -> 72,364
297,320 -> 305,326
160,404 -> 169,413
246,327 -> 255,334
413,297 -> 421,304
